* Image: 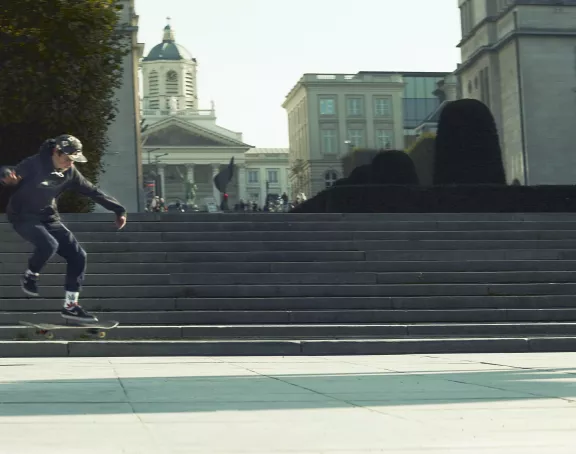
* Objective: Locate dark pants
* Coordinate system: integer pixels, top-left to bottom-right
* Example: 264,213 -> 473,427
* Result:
12,221 -> 87,292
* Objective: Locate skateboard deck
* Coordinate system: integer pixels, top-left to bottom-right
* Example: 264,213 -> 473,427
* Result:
19,320 -> 119,339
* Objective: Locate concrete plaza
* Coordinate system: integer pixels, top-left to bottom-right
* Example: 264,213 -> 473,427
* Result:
1,353 -> 576,453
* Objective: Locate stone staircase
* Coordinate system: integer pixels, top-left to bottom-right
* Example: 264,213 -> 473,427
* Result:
2,212 -> 576,357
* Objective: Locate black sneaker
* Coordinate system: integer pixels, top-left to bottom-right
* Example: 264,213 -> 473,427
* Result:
61,305 -> 99,324
21,273 -> 39,297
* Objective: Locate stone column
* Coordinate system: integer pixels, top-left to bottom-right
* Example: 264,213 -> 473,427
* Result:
211,163 -> 221,203
259,169 -> 267,207
186,164 -> 195,184
237,164 -> 247,201
157,164 -> 166,199
185,164 -> 195,204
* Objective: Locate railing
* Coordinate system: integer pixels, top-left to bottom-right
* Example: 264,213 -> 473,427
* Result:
303,73 -> 403,83
142,109 -> 215,117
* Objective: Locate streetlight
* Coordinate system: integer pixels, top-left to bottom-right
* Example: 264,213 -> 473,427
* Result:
146,148 -> 161,165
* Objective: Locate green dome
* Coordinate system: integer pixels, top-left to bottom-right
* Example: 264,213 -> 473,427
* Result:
143,42 -> 193,61
143,24 -> 194,62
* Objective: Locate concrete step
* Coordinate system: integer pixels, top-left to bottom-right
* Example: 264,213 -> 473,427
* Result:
6,230 -> 576,242
5,212 -> 576,222
6,239 -> 576,253
5,212 -> 576,223
3,260 -> 576,275
170,271 -> 576,285
8,322 -> 576,340
4,308 -> 576,325
0,274 -> 171,286
19,239 -> 576,254
8,270 -> 575,288
3,336 -> 576,357
1,295 -> 574,312
6,221 -> 576,233
0,251 -> 366,263
2,282 -> 576,298
1,250 -> 576,263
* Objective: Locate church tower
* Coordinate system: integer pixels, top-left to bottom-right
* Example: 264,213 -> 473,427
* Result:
141,19 -> 198,112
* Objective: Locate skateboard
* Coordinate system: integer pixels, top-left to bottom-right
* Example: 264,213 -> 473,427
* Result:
19,320 -> 119,340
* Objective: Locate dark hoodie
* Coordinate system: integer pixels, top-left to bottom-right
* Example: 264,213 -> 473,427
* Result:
0,139 -> 126,223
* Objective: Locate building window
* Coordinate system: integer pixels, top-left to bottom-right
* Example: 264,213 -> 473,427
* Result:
185,72 -> 195,108
319,98 -> 336,115
347,128 -> 365,147
149,71 -> 159,96
267,169 -> 279,184
376,129 -> 393,149
346,97 -> 363,116
480,67 -> 491,108
325,170 -> 338,188
321,129 -> 337,154
374,98 -> 391,117
247,170 -> 259,184
460,0 -> 474,36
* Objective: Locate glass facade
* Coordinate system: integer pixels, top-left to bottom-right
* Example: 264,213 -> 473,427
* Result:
402,75 -> 446,129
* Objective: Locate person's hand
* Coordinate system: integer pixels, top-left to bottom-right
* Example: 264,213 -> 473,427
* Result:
1,170 -> 21,186
115,215 -> 127,230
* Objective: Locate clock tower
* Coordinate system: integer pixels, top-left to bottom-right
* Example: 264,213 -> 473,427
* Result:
141,18 -> 198,112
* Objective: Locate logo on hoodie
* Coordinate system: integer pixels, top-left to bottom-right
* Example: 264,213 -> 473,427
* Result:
38,171 -> 66,188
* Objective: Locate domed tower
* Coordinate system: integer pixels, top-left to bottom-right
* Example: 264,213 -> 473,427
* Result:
141,19 -> 198,112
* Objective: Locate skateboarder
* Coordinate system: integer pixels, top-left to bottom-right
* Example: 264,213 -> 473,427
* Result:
0,134 -> 127,323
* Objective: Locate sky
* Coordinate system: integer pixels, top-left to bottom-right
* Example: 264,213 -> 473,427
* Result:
134,0 -> 462,148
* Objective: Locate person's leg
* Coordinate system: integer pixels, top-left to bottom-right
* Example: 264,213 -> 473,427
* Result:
11,221 -> 59,296
45,222 -> 96,322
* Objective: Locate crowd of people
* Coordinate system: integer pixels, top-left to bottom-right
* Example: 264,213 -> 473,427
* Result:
145,192 -> 308,213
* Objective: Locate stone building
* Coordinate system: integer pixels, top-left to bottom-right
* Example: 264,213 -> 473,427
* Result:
456,0 -> 576,184
140,22 -> 290,209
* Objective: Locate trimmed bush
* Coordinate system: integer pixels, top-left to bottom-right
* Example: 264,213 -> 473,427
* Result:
433,99 -> 506,185
371,150 -> 419,185
293,184 -> 576,213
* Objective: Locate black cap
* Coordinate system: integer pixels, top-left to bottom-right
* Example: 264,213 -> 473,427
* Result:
54,134 -> 87,163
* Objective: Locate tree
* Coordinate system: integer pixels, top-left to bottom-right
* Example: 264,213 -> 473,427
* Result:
433,99 -> 506,185
0,0 -> 129,213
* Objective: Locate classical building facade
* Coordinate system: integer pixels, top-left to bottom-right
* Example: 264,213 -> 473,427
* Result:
140,23 -> 290,209
97,0 -> 145,213
456,0 -> 576,184
283,72 -> 455,196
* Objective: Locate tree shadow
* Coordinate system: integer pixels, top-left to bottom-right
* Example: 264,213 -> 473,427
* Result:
0,366 -> 576,417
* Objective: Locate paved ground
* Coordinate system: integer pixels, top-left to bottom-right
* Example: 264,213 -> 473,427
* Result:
1,354 -> 576,453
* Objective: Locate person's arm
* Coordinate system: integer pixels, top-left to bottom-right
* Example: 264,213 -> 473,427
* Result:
0,156 -> 36,186
69,168 -> 127,217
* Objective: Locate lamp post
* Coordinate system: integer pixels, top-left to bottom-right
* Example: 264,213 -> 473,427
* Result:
344,140 -> 354,153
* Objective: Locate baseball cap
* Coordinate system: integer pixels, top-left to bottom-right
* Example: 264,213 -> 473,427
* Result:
54,134 -> 88,163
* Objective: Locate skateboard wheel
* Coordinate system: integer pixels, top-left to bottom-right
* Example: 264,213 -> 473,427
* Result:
98,331 -> 106,339
45,332 -> 54,340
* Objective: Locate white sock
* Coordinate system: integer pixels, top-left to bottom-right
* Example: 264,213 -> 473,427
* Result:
64,291 -> 80,309
25,269 -> 39,277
